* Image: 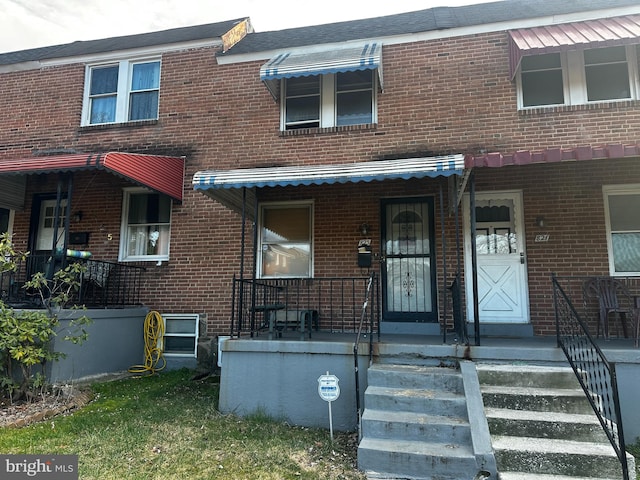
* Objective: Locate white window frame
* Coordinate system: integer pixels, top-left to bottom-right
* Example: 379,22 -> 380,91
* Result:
82,57 -> 161,126
0,208 -> 14,235
258,200 -> 314,279
162,313 -> 199,358
119,187 -> 172,262
280,72 -> 377,130
603,184 -> 640,276
517,45 -> 639,110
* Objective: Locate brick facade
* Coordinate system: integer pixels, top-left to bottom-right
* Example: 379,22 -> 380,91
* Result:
1,15 -> 639,340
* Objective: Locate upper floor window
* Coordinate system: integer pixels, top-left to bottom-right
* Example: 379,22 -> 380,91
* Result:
282,71 -> 375,130
604,185 -> 640,275
119,188 -> 171,262
84,59 -> 160,125
517,46 -> 638,109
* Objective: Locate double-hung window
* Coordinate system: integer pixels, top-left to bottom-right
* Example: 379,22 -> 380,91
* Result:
283,71 -> 375,130
604,185 -> 640,275
517,46 -> 638,109
120,188 -> 171,262
84,59 -> 160,125
259,202 -> 313,278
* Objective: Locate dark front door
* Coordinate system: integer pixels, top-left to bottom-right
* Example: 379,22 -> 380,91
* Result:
381,197 -> 437,322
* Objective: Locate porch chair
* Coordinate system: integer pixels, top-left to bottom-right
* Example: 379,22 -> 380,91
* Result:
583,276 -> 634,341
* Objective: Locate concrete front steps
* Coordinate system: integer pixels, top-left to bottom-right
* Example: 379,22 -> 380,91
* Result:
477,364 -> 636,480
358,362 -> 494,480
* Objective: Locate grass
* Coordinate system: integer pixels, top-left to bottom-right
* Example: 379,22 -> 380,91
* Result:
0,369 -> 366,480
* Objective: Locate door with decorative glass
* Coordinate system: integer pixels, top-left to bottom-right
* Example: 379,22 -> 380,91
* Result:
464,191 -> 529,323
381,198 -> 437,322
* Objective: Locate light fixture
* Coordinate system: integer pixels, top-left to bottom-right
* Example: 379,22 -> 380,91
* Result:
359,223 -> 371,236
535,216 -> 546,228
73,211 -> 83,222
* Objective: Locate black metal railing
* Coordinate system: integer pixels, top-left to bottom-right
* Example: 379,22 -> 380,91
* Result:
552,274 -> 630,480
0,254 -> 146,309
354,272 -> 376,441
230,276 -> 380,338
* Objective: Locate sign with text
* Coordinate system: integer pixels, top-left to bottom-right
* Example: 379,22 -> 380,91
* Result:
317,373 -> 340,402
0,455 -> 78,479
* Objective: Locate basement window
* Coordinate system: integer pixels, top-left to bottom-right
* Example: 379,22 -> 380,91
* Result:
162,313 -> 199,357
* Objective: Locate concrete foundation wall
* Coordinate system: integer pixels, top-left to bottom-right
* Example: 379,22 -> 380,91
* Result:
47,307 -> 148,383
218,338 -> 368,431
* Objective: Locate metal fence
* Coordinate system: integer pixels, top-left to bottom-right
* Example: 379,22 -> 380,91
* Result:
230,276 -> 380,338
0,254 -> 146,309
552,274 -> 630,480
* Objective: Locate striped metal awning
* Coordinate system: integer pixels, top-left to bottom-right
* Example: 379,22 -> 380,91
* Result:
508,14 -> 640,78
193,155 -> 464,216
259,43 -> 382,99
0,152 -> 185,201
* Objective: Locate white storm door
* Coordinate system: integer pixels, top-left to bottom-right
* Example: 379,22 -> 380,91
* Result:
464,191 -> 529,324
36,199 -> 66,252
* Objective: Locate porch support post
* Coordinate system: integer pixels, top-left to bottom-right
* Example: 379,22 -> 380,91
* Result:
439,185 -> 447,344
62,174 -> 73,270
469,170 -> 480,345
239,187 -> 247,337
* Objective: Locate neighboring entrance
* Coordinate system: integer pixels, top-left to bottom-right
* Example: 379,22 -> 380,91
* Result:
381,197 -> 437,323
34,198 -> 67,254
464,190 -> 529,324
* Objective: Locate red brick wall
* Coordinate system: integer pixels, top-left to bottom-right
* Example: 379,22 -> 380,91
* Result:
2,31 -> 639,338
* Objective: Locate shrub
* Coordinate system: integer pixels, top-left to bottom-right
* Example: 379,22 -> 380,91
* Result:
0,234 -> 91,403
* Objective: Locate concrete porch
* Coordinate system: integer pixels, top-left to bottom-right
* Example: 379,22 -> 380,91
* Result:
217,332 -> 640,441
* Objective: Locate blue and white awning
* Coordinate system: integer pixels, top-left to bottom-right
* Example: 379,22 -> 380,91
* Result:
259,43 -> 383,99
193,155 -> 464,216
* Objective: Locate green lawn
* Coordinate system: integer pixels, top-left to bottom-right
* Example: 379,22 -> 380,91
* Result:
0,369 -> 365,480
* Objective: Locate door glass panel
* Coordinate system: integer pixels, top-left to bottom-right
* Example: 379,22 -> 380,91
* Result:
384,201 -> 432,315
386,257 -> 431,312
36,200 -> 66,251
475,199 -> 517,255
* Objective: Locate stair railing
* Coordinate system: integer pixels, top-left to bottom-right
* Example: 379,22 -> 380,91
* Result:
552,273 -> 630,480
354,271 -> 376,442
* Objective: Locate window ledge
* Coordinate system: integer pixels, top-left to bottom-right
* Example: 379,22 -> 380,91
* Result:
518,99 -> 640,116
280,123 -> 377,136
78,119 -> 159,132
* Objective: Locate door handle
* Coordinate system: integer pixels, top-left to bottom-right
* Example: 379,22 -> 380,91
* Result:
520,252 -> 525,264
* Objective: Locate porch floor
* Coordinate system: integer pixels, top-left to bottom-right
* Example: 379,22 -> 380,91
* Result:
241,330 -> 640,364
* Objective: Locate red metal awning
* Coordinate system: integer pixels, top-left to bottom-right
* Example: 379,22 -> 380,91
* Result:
0,152 -> 185,201
465,142 -> 640,168
509,14 -> 640,79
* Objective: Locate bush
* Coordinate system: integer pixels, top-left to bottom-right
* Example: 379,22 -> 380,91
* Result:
0,234 -> 91,403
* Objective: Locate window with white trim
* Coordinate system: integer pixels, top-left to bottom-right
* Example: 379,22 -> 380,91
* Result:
83,59 -> 160,125
119,188 -> 171,262
0,208 -> 13,235
604,185 -> 640,275
162,313 -> 199,357
517,46 -> 639,109
282,71 -> 376,130
258,202 -> 313,278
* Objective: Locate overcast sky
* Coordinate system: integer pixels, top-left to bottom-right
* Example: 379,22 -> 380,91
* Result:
2,0 -> 494,54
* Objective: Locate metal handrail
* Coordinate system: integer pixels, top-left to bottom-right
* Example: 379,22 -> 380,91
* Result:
354,272 -> 376,441
0,254 -> 146,308
552,273 -> 630,480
